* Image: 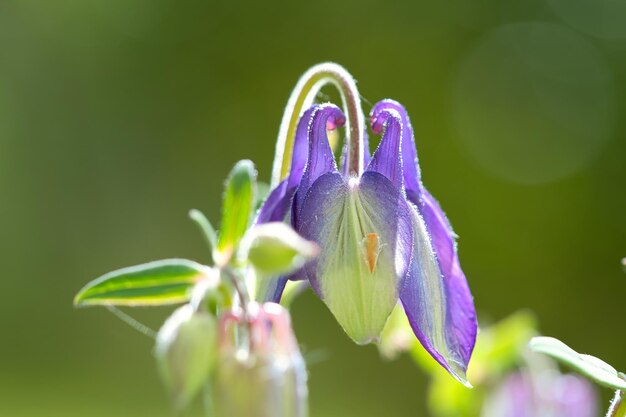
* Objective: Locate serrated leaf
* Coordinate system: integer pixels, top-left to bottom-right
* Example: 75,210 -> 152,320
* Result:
529,336 -> 626,391
74,259 -> 211,307
215,160 -> 257,266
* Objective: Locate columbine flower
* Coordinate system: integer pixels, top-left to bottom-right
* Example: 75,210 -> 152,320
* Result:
257,64 -> 477,384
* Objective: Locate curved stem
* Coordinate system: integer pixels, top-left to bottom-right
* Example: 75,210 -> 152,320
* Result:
188,209 -> 218,255
608,391 -> 626,417
105,306 -> 157,339
222,268 -> 250,316
220,268 -> 257,354
271,62 -> 365,187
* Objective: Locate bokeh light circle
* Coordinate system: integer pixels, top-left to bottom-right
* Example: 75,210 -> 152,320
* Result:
452,22 -> 615,185
548,0 -> 626,40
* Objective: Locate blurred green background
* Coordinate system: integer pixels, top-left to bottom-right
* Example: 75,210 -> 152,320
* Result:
1,0 -> 624,416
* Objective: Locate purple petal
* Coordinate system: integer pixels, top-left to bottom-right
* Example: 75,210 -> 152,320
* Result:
553,374 -> 598,417
301,104 -> 344,186
254,108 -> 321,300
256,107 -> 319,224
399,201 -> 475,385
296,171 -> 413,344
293,104 -> 345,222
254,182 -> 292,301
262,276 -> 288,303
419,188 -> 477,374
417,189 -> 458,278
256,179 -> 292,223
371,99 -> 421,196
483,371 -> 597,417
287,106 -> 317,189
367,108 -> 404,189
372,100 -> 477,381
482,372 -> 537,417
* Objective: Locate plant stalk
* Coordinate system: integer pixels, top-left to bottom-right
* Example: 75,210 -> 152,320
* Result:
608,390 -> 626,417
271,63 -> 364,187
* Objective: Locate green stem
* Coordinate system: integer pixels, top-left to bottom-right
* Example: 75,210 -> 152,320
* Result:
608,391 -> 626,417
271,62 -> 365,188
202,381 -> 215,417
105,306 -> 157,339
221,268 -> 250,313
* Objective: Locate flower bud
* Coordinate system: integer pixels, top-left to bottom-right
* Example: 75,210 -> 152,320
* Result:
240,222 -> 319,275
155,305 -> 217,409
213,303 -> 308,417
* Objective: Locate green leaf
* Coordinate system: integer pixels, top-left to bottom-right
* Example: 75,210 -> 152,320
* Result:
529,336 -> 626,391
74,259 -> 212,307
189,208 -> 218,253
215,160 -> 257,266
480,310 -> 537,378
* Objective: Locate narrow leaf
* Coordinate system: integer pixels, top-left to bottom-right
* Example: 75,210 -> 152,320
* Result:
215,160 -> 257,265
74,259 -> 211,307
529,336 -> 626,391
189,209 -> 218,253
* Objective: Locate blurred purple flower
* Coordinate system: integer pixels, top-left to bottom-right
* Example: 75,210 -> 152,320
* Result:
482,370 -> 597,417
215,303 -> 307,417
257,100 -> 477,384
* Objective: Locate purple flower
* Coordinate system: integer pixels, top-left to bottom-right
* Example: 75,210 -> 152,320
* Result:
482,370 -> 597,417
258,97 -> 477,384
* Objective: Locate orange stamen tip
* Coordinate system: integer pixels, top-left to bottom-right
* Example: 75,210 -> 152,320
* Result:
364,233 -> 380,273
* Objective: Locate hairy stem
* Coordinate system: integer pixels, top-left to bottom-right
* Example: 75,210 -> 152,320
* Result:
271,62 -> 364,187
608,391 -> 626,417
222,268 -> 250,315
